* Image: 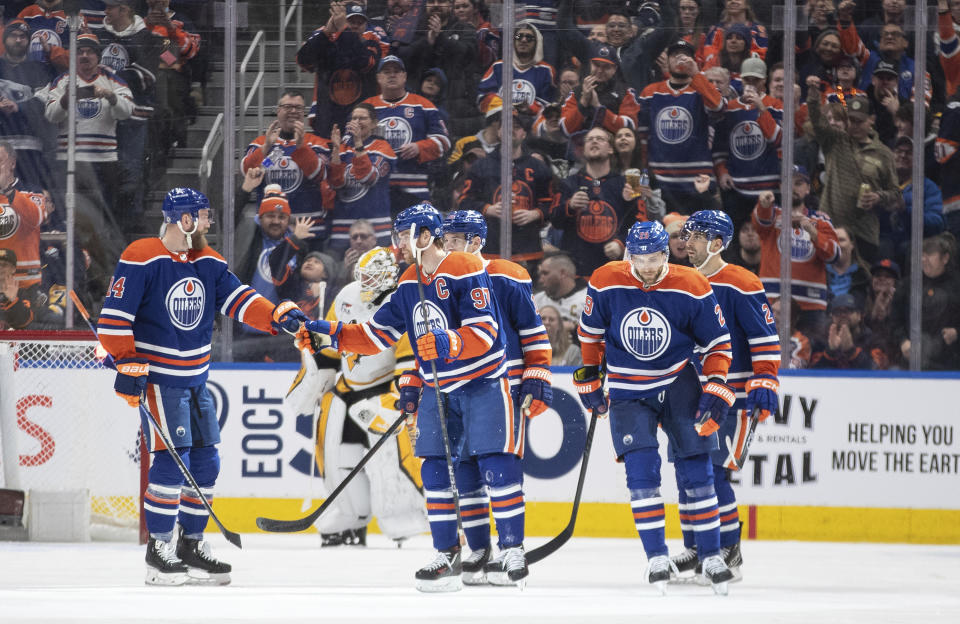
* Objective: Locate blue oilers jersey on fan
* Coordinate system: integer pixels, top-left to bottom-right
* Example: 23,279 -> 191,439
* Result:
478,61 -> 556,113
97,238 -> 275,388
578,261 -> 732,399
485,258 -> 551,388
713,95 -> 783,196
347,252 -> 507,391
702,263 -> 780,409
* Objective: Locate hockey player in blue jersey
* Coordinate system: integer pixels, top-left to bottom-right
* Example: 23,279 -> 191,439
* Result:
669,210 -> 780,583
98,188 -> 309,586
575,220 -> 737,595
296,203 -> 529,592
440,209 -> 552,585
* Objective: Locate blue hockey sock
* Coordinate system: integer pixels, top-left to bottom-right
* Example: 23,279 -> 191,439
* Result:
144,449 -> 188,541
178,446 -> 220,539
623,448 -> 666,558
676,485 -> 696,549
421,457 -> 459,550
456,459 -> 490,551
714,464 -> 740,548
675,454 -> 721,559
478,453 -> 524,548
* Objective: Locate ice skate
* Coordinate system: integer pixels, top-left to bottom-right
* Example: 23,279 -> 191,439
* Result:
320,527 -> 367,547
484,545 -> 528,588
723,541 -> 743,583
415,545 -> 463,593
646,555 -> 678,595
145,537 -> 188,586
701,554 -> 734,595
462,547 -> 491,585
176,528 -> 232,586
668,545 -> 698,583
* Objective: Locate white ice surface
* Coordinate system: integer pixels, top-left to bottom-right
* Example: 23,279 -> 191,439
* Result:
1,534 -> 958,624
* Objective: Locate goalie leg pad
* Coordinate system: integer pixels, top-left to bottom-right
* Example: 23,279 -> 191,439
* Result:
178,445 -> 220,538
319,442 -> 371,535
144,449 -> 189,541
478,452 -> 524,549
675,454 -> 721,559
455,457 -> 490,551
714,466 -> 740,548
421,457 -> 459,550
624,448 -> 667,558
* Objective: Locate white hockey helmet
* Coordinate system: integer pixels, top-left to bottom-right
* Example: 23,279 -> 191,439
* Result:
355,246 -> 399,302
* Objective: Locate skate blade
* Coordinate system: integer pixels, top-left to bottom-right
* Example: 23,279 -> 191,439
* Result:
416,576 -> 463,593
728,566 -> 743,583
486,571 -> 514,587
145,570 -> 188,586
668,573 -> 701,585
651,579 -> 668,596
462,570 -> 488,586
711,580 -> 729,596
514,578 -> 527,591
185,571 -> 231,586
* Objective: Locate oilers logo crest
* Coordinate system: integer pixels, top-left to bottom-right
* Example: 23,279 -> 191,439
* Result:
265,150 -> 304,193
77,96 -> 102,119
29,30 -> 61,62
0,203 -> 20,239
730,121 -> 765,161
165,277 -> 206,330
379,117 -> 413,150
338,163 -> 369,202
620,307 -> 671,360
412,300 -> 447,338
508,79 -> 536,108
101,43 -> 129,72
776,227 -> 816,262
655,106 -> 693,145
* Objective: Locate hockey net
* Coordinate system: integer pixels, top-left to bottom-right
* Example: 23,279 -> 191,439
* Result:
0,331 -> 147,541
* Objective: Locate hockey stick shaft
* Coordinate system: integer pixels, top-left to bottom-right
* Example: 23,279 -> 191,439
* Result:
256,410 -> 407,532
526,409 -> 598,565
68,290 -> 242,549
732,407 -> 760,470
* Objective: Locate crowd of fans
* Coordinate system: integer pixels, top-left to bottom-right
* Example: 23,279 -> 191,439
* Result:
2,0 -> 959,371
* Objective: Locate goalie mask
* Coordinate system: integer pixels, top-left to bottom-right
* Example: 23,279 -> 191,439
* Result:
355,246 -> 399,302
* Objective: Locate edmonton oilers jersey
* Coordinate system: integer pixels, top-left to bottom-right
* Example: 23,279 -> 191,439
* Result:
703,264 -> 780,409
578,261 -> 732,399
714,96 -> 782,196
478,61 -> 556,113
485,258 -> 550,388
98,238 -> 275,388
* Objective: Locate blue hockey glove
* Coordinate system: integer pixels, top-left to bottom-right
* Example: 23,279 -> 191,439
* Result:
573,365 -> 608,415
398,370 -> 423,416
416,329 -> 463,362
520,367 -> 553,418
302,319 -> 342,350
272,300 -> 309,334
114,358 -> 148,408
745,374 -> 779,422
695,379 -> 736,436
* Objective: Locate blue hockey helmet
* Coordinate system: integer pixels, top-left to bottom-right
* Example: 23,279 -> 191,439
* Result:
393,202 -> 444,239
682,210 -> 734,250
625,220 -> 670,256
162,187 -> 208,225
442,210 -> 487,246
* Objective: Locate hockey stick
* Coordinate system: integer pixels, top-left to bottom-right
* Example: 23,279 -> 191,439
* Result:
256,410 -> 407,532
724,407 -> 761,470
68,290 -> 243,549
526,409 -> 598,565
409,224 -> 466,543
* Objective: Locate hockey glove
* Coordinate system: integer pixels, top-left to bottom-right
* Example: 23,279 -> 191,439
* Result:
695,379 -> 736,436
520,367 -> 553,418
398,370 -> 423,417
302,319 -> 342,350
416,329 -> 463,362
745,374 -> 779,422
573,365 -> 608,415
114,358 -> 149,408
272,300 -> 309,334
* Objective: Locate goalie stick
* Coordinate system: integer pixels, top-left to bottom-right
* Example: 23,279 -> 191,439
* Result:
724,407 -> 761,470
69,290 -> 243,549
526,409 -> 598,565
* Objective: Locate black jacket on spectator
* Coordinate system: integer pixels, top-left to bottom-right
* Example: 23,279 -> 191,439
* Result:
0,56 -> 56,187
893,270 -> 960,370
98,17 -> 162,116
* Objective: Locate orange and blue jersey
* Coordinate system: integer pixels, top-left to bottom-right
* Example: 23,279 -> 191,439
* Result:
97,238 -> 276,388
578,261 -> 732,399
478,60 -> 556,115
334,251 -> 506,391
713,94 -> 782,197
324,137 -> 396,251
485,258 -> 551,389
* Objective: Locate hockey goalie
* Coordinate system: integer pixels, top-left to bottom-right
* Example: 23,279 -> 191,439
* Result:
286,247 -> 428,546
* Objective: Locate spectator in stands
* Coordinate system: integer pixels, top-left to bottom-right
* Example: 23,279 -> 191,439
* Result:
538,303 -> 581,366
0,19 -> 57,193
676,0 -> 709,65
612,126 -> 642,172
363,55 -> 451,214
452,0 -> 498,72
770,295 -> 812,368
862,61 -> 902,146
551,126 -> 642,277
237,185 -> 295,297
806,80 -> 901,264
638,39 -> 725,213
0,247 -> 43,329
478,22 -> 555,117
457,108 -> 551,267
705,0 -> 768,59
798,29 -> 844,97
241,89 -> 329,249
664,212 -> 692,267
702,22 -> 754,92
888,136 -> 945,263
864,257 -> 903,369
730,218 -> 762,274
704,65 -> 737,100
605,2 -> 678,93
827,225 -> 871,306
296,1 -> 388,138
532,251 -> 587,331
559,42 -> 640,137
753,188 -> 841,339
897,233 -> 960,370
450,95 -> 501,161
937,90 -> 960,241
418,67 -> 449,122
338,219 -> 378,286
556,66 -> 580,103
0,142 -> 50,293
811,293 -> 876,369
325,102 -> 396,253
18,0 -> 73,72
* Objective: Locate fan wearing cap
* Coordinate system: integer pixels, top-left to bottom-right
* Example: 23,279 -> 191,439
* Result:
477,22 -> 555,116
0,247 -> 48,329
864,257 -> 902,361
888,135 -> 945,259
296,1 -> 389,138
636,38 -> 725,208
558,41 -> 640,137
810,293 -> 875,369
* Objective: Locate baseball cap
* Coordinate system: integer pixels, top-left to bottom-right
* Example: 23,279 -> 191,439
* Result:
871,258 -> 901,279
873,60 -> 899,77
666,39 -> 697,57
0,247 -> 17,267
793,164 -> 810,181
377,55 -> 405,72
831,293 -> 858,311
846,96 -> 871,118
740,57 -> 767,80
591,43 -> 619,67
345,2 -> 367,20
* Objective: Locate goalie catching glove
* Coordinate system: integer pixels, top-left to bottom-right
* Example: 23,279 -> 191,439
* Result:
745,374 -> 779,422
416,329 -> 463,362
520,368 -> 553,418
114,357 -> 148,407
694,378 -> 736,436
271,300 -> 309,335
573,365 -> 608,415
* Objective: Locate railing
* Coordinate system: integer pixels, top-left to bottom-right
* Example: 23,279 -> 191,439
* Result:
238,29 -> 266,157
278,0 -> 303,89
198,112 -> 224,197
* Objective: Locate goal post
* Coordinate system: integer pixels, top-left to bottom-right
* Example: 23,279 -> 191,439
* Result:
0,331 -> 147,542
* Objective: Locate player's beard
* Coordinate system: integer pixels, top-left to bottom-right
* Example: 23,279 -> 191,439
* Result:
191,233 -> 209,251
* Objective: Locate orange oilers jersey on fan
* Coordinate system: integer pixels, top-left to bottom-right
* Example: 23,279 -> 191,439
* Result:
578,261 -> 732,399
0,190 -> 47,288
